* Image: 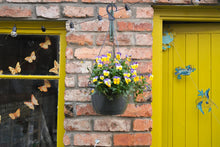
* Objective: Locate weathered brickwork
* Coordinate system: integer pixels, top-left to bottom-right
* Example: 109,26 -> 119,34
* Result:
0,0 -> 217,146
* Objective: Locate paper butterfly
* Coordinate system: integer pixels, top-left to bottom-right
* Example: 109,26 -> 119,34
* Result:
25,51 -> 36,63
49,60 -> 59,74
9,108 -> 20,120
162,31 -> 174,51
39,36 -> 51,49
0,70 -> 3,74
196,88 -> 217,114
38,80 -> 51,92
24,94 -> 39,110
8,62 -> 21,75
175,65 -> 196,79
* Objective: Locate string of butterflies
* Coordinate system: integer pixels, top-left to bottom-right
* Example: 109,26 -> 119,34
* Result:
163,30 -> 218,115
0,36 -> 59,124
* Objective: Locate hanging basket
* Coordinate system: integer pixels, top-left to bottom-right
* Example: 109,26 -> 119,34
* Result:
91,91 -> 128,115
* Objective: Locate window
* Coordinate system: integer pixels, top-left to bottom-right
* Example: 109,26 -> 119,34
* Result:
0,21 -> 66,147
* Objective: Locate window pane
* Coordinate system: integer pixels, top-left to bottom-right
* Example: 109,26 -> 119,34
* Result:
0,79 -> 58,147
0,35 -> 59,75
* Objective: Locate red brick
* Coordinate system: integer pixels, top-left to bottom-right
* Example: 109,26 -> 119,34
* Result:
66,33 -> 93,46
65,75 -> 76,87
135,33 -> 152,46
64,89 -> 91,102
120,104 -> 152,117
74,133 -> 112,146
63,6 -> 94,18
76,103 -> 97,116
133,119 -> 152,131
119,47 -> 152,60
94,118 -> 131,131
74,46 -> 112,60
82,0 -> 116,3
96,33 -> 133,46
99,7 -> 131,19
136,91 -> 152,102
36,6 -> 60,18
117,21 -> 152,32
0,5 -> 32,17
136,7 -> 154,18
113,133 -> 152,146
64,118 -> 91,131
66,47 -> 74,59
62,0 -> 77,1
134,133 -> 152,146
80,20 -> 108,31
123,0 -> 152,2
157,0 -> 191,3
114,134 -> 133,146
66,61 -> 92,74
7,0 -> 40,2
137,61 -> 152,74
78,75 -> 90,87
63,134 -> 71,146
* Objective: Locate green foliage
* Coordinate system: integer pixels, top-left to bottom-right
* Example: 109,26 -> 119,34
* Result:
88,52 -> 151,101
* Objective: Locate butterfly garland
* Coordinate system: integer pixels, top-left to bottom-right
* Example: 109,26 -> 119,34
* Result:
196,88 -> 217,114
0,36 -> 59,75
0,36 -> 55,122
175,65 -> 196,79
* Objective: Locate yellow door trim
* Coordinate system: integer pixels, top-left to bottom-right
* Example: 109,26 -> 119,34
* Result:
152,6 -> 220,147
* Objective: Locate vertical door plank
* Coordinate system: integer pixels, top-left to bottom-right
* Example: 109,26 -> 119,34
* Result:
198,34 -> 212,147
172,33 -> 186,147
162,42 -> 169,147
211,34 -> 220,147
185,33 -> 198,147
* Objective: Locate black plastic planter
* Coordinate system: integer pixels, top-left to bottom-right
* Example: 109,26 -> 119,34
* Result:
91,92 -> 128,115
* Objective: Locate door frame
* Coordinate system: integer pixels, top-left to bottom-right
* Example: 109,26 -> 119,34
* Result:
152,6 -> 220,147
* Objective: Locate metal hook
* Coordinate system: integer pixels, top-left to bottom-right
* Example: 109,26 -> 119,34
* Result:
106,3 -> 117,21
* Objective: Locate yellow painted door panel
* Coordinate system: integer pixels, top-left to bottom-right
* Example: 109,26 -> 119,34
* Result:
163,23 -> 220,147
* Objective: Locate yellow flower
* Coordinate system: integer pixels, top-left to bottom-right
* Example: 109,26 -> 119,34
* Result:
103,70 -> 109,76
100,75 -> 104,80
113,76 -> 120,85
91,89 -> 95,94
123,72 -> 131,78
133,75 -> 139,82
107,52 -> 111,58
93,76 -> 98,82
116,52 -> 121,60
124,77 -> 131,84
149,74 -> 154,80
104,79 -> 111,87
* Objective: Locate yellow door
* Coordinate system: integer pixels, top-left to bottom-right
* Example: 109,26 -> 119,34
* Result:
162,23 -> 220,147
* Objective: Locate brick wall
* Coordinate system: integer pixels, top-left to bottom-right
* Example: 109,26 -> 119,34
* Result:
0,0 -> 218,146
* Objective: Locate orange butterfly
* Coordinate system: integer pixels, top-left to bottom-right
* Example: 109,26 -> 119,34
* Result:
39,36 -> 51,49
0,70 -> 3,74
49,60 -> 59,74
8,62 -> 21,75
24,94 -> 39,110
9,108 -> 20,120
38,80 -> 51,92
25,51 -> 36,63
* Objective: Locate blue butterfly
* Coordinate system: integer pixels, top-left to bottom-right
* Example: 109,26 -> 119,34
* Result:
162,31 -> 174,51
175,65 -> 196,79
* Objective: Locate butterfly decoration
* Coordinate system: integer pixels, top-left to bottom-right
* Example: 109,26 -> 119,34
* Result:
49,60 -> 59,74
0,70 -> 3,74
9,108 -> 20,120
196,88 -> 217,114
175,65 -> 196,79
162,31 -> 174,51
39,36 -> 51,49
24,94 -> 39,110
8,62 -> 21,75
25,51 -> 36,63
38,80 -> 51,92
